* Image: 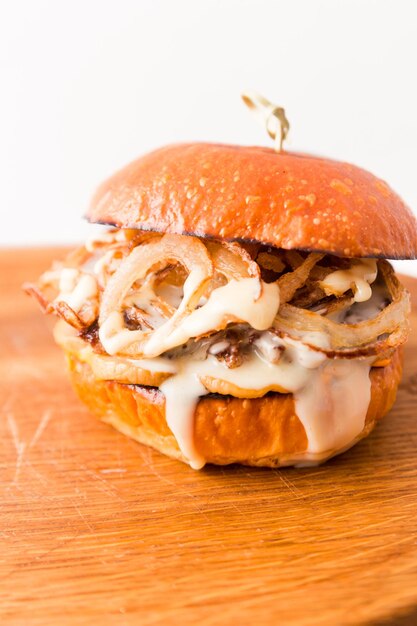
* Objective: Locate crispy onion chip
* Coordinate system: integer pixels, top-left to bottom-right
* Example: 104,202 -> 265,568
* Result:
23,282 -> 49,312
25,268 -> 99,329
277,252 -> 324,304
256,251 -> 286,274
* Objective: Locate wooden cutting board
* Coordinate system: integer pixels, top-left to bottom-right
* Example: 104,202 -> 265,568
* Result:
1,247 -> 417,626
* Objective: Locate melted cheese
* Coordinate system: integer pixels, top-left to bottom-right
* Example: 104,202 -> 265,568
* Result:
161,374 -> 208,469
154,332 -> 371,469
321,259 -> 378,303
343,283 -> 389,324
125,281 -> 169,329
146,278 -> 279,356
52,246 -> 377,470
294,358 -> 371,455
208,340 -> 230,355
76,327 -> 371,470
99,311 -> 143,355
56,270 -> 97,313
156,283 -> 184,309
95,272 -> 372,469
99,278 -> 280,357
58,268 -> 79,293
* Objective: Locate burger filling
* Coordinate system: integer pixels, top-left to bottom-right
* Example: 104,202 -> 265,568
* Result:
26,229 -> 410,469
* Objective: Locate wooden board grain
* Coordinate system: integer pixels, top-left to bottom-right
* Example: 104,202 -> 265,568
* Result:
1,247 -> 417,626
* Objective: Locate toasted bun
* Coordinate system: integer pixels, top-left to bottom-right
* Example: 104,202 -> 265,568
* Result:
65,347 -> 403,468
87,143 -> 417,259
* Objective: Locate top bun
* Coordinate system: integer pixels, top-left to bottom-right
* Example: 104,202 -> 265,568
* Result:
87,143 -> 417,259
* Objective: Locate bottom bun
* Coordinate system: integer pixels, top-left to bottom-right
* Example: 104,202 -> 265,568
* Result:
65,347 -> 403,468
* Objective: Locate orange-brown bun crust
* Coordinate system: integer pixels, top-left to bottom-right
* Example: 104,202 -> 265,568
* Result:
87,144 -> 417,260
66,347 -> 403,468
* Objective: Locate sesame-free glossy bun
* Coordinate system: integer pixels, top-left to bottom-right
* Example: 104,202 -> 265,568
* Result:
66,347 -> 403,468
87,143 -> 417,259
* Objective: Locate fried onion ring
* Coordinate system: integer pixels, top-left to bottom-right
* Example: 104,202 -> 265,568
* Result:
98,234 -> 213,355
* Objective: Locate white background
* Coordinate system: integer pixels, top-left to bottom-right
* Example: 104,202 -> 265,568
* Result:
1,0 -> 417,276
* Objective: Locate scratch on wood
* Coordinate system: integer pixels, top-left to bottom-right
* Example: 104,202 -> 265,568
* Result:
2,530 -> 85,580
79,465 -> 126,502
70,500 -> 95,533
142,462 -> 215,521
1,390 -> 17,413
273,469 -> 305,499
29,409 -> 52,449
6,411 -> 26,485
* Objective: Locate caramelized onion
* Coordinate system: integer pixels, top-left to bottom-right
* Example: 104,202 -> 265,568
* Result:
23,282 -> 49,312
49,301 -> 86,330
284,250 -> 304,269
273,261 -> 410,355
30,266 -> 99,330
256,251 -> 286,274
206,240 -> 260,280
278,253 -> 324,303
205,240 -> 262,298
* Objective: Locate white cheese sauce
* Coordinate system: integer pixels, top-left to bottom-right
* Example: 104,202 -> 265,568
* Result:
157,332 -> 372,469
293,358 -> 371,456
124,282 -> 169,329
51,256 -> 375,470
145,278 -> 279,356
94,271 -> 373,469
99,277 -> 280,357
57,317 -> 373,470
160,373 -> 208,469
342,282 -> 389,324
321,258 -> 377,302
55,269 -> 98,313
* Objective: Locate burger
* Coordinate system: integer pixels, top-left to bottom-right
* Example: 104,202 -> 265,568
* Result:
25,98 -> 417,470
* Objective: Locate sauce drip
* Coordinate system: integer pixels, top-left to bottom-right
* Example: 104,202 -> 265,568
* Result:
322,259 -> 377,302
99,278 -> 280,357
146,333 -> 372,469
